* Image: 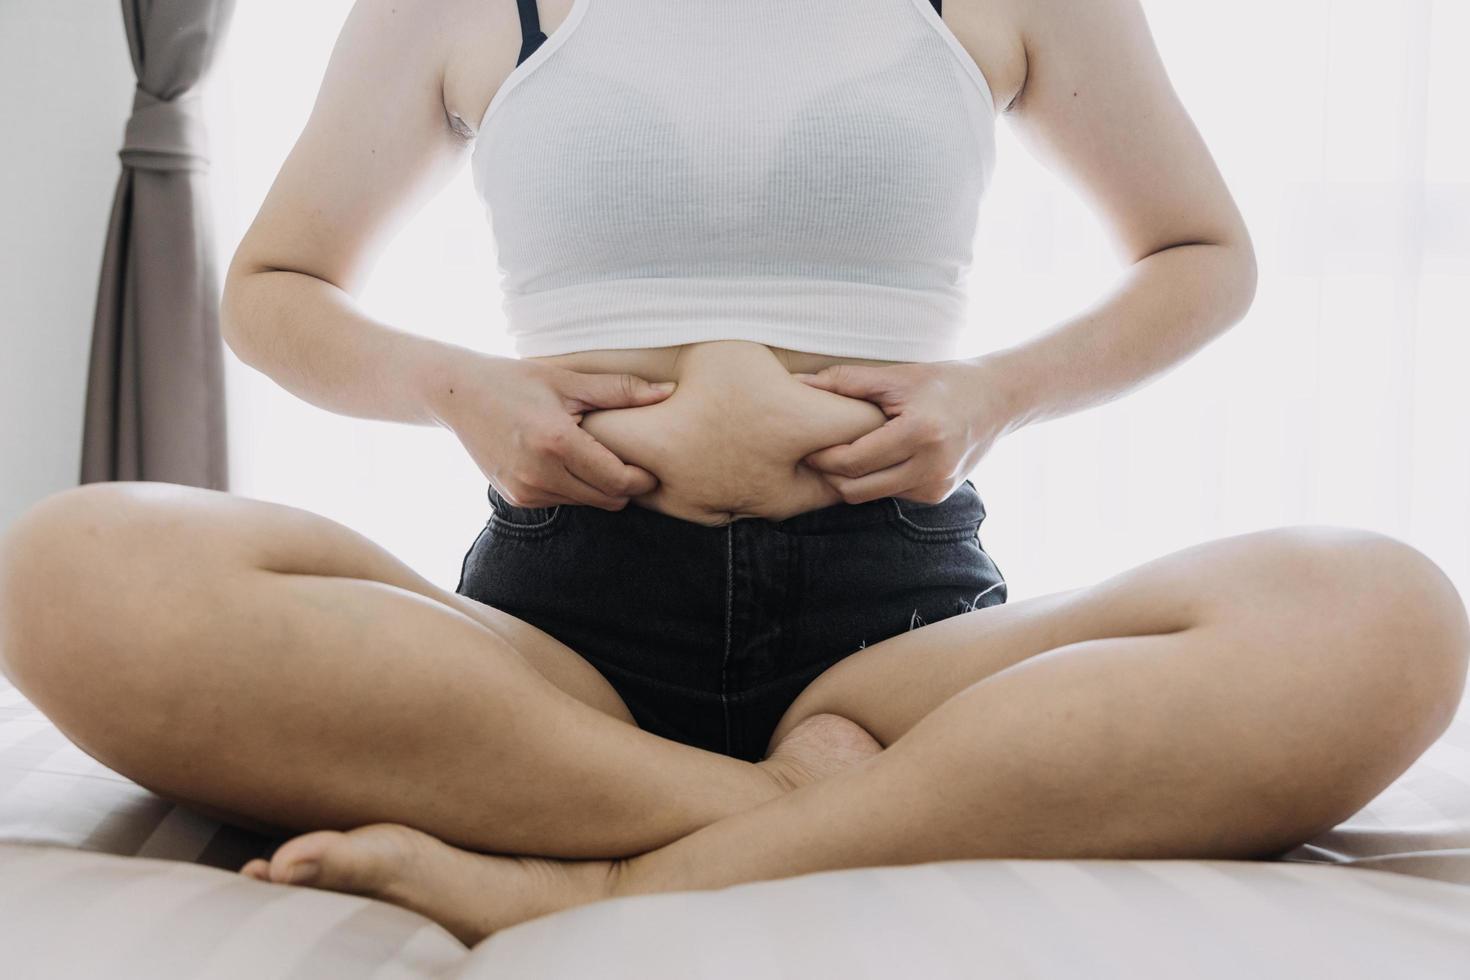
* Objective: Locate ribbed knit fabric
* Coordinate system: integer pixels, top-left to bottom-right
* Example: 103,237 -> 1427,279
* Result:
470,0 -> 998,362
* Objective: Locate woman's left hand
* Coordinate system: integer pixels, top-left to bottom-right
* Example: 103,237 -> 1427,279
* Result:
791,358 -> 1018,505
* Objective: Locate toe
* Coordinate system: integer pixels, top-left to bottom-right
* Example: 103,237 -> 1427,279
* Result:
267,829 -> 350,888
239,858 -> 270,880
268,823 -> 427,897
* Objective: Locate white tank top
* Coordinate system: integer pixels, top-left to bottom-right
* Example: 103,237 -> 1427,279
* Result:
469,0 -> 998,362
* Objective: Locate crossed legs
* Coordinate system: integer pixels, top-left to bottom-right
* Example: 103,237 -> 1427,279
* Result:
246,518 -> 1468,942
3,482 -> 1467,945
0,481 -> 870,859
619,523 -> 1469,886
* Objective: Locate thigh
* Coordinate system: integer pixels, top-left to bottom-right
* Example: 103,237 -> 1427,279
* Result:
772,524 -> 1421,750
1,480 -> 634,724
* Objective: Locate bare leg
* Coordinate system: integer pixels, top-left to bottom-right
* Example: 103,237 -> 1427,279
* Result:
252,525 -> 1469,943
0,482 -> 877,859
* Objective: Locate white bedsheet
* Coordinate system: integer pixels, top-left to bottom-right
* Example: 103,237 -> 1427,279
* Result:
3,674 -> 1468,977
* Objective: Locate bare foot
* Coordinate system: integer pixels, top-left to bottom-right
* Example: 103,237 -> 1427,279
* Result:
756,712 -> 883,793
239,823 -> 614,945
236,714 -> 880,943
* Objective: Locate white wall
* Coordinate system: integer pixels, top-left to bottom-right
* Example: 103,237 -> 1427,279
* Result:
0,2 -> 134,533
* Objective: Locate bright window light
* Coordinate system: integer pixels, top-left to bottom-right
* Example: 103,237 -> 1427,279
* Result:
208,0 -> 1470,598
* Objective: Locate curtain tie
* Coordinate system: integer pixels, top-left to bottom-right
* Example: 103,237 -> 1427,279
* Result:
120,87 -> 209,173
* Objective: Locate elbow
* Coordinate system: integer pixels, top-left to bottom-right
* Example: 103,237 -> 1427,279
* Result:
1141,224 -> 1259,330
1192,229 -> 1257,330
1228,231 -> 1259,324
1210,204 -> 1259,325
219,262 -> 264,367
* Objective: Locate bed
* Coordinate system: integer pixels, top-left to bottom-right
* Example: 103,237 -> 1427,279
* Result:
3,672 -> 1468,978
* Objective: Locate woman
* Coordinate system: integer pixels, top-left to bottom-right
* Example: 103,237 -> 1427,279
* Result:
1,0 -> 1466,945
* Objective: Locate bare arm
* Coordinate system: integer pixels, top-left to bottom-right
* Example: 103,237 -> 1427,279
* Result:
219,0 -> 674,507
980,0 -> 1258,433
220,0 -> 479,427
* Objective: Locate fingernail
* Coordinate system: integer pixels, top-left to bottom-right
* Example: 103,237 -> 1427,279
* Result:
284,861 -> 319,885
652,381 -> 677,392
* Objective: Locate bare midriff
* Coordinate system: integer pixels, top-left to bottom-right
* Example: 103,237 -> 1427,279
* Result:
527,340 -> 897,527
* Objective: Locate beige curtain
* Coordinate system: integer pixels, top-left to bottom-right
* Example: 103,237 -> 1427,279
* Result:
80,0 -> 236,489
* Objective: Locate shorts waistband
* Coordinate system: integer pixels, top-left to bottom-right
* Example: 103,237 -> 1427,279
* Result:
486,479 -> 979,536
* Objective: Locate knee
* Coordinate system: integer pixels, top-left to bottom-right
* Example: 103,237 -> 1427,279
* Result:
0,482 -> 189,694
2,481 -> 181,592
1263,524 -> 1469,733
5,480 -> 191,559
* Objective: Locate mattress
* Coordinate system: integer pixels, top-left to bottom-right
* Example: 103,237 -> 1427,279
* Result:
3,672 -> 1469,977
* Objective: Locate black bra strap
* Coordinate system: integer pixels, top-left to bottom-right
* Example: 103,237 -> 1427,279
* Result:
515,0 -> 549,66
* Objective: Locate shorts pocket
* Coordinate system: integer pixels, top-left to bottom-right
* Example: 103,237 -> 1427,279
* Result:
887,478 -> 987,543
486,483 -> 570,541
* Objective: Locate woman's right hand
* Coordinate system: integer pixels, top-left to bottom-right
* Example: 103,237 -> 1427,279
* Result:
431,355 -> 678,510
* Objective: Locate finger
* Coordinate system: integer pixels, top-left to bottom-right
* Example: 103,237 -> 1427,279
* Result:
498,471 -> 644,510
560,426 -> 659,502
505,474 -> 623,510
559,370 -> 677,412
822,458 -> 929,505
790,364 -> 897,402
548,469 -> 633,510
906,479 -> 959,505
492,481 -> 580,509
804,417 -> 918,478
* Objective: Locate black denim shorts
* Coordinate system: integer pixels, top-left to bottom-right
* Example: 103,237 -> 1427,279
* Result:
455,478 -> 1007,762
